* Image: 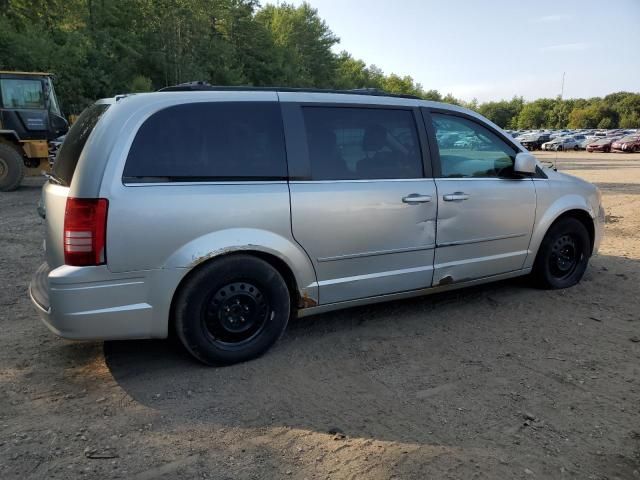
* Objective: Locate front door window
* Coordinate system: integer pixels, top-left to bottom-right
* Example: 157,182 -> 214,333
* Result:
431,113 -> 517,178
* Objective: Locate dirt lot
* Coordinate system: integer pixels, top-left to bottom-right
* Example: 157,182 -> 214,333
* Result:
1,151 -> 639,480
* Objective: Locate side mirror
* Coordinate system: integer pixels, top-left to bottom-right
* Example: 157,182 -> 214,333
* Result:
49,113 -> 69,136
514,152 -> 537,175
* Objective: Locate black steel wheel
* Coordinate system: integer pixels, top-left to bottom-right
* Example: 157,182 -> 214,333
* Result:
548,234 -> 579,280
203,282 -> 269,345
175,255 -> 290,365
533,217 -> 591,289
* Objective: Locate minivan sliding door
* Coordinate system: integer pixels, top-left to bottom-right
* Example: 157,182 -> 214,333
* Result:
284,101 -> 437,305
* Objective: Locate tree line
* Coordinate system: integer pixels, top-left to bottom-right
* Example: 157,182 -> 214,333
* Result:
1,0 -> 638,129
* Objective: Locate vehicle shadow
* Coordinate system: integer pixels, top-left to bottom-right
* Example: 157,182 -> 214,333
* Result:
103,253 -> 639,446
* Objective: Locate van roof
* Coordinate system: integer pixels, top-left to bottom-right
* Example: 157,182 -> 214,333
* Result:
157,82 -> 423,100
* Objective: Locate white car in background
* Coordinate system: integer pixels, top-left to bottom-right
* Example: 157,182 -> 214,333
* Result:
542,136 -> 580,151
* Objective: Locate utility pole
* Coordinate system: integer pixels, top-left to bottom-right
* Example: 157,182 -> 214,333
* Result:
560,72 -> 565,99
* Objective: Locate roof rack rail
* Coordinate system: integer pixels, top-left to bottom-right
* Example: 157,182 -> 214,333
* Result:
157,82 -> 422,100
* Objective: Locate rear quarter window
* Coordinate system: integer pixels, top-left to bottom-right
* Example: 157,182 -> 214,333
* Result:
52,103 -> 110,186
123,102 -> 287,181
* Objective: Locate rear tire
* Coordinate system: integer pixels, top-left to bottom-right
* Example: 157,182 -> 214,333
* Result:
174,254 -> 290,365
0,143 -> 25,192
533,217 -> 591,289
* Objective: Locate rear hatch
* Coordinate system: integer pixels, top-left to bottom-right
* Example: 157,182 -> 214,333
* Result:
42,103 -> 110,268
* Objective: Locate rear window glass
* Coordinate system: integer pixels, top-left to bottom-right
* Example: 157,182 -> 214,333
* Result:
123,102 -> 287,181
52,103 -> 110,186
302,107 -> 423,180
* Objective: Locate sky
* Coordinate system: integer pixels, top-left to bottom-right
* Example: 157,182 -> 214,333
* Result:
288,0 -> 640,102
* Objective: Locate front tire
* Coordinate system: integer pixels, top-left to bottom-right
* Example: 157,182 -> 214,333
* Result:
533,217 -> 591,289
174,255 -> 291,365
0,143 -> 25,192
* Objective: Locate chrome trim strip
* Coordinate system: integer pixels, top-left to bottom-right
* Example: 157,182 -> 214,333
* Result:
50,280 -> 145,292
436,232 -> 528,248
123,181 -> 288,187
317,244 -> 436,262
435,177 -> 527,181
434,250 -> 529,269
297,268 -> 531,317
312,264 -> 434,288
290,178 -> 434,184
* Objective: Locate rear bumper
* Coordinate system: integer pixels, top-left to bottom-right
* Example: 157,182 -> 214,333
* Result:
29,262 -> 184,340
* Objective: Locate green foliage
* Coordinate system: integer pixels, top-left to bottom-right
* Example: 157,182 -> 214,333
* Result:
477,97 -> 523,128
517,102 -> 546,129
0,0 -> 638,128
256,2 -> 338,87
129,75 -> 153,93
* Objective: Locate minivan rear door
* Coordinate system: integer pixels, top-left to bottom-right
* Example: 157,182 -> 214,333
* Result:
283,98 -> 437,305
43,102 -> 110,268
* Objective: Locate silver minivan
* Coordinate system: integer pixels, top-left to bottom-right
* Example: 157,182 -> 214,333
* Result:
30,86 -> 604,365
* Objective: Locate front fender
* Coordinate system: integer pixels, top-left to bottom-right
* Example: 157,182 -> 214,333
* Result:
525,188 -> 596,269
163,227 -> 318,304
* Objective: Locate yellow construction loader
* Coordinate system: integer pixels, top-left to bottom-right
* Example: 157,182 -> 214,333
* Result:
0,71 -> 68,191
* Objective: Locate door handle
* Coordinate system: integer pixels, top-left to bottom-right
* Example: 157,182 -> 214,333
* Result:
443,192 -> 470,201
402,193 -> 432,204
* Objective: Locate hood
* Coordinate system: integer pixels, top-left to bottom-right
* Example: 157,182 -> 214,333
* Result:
547,168 -> 599,196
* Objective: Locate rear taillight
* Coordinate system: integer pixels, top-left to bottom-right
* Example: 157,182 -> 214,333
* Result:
63,198 -> 108,266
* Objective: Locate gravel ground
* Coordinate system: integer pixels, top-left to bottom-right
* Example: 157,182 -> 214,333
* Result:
1,152 -> 639,480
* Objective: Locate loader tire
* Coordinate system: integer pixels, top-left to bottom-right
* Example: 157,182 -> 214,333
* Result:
0,143 -> 25,192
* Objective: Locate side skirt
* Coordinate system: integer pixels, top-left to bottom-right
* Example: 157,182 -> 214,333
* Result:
296,268 -> 531,318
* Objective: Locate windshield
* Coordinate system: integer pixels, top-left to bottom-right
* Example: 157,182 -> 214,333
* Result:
52,103 -> 110,186
0,78 -> 45,109
619,135 -> 639,142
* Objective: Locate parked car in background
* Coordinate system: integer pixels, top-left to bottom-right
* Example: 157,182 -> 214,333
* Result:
520,133 -> 552,150
29,85 -> 604,365
611,135 -> 640,153
579,137 -> 599,150
586,137 -> 620,153
542,136 -> 580,151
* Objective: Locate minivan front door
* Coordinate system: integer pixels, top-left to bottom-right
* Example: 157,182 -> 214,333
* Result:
285,103 -> 437,305
425,110 -> 537,285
